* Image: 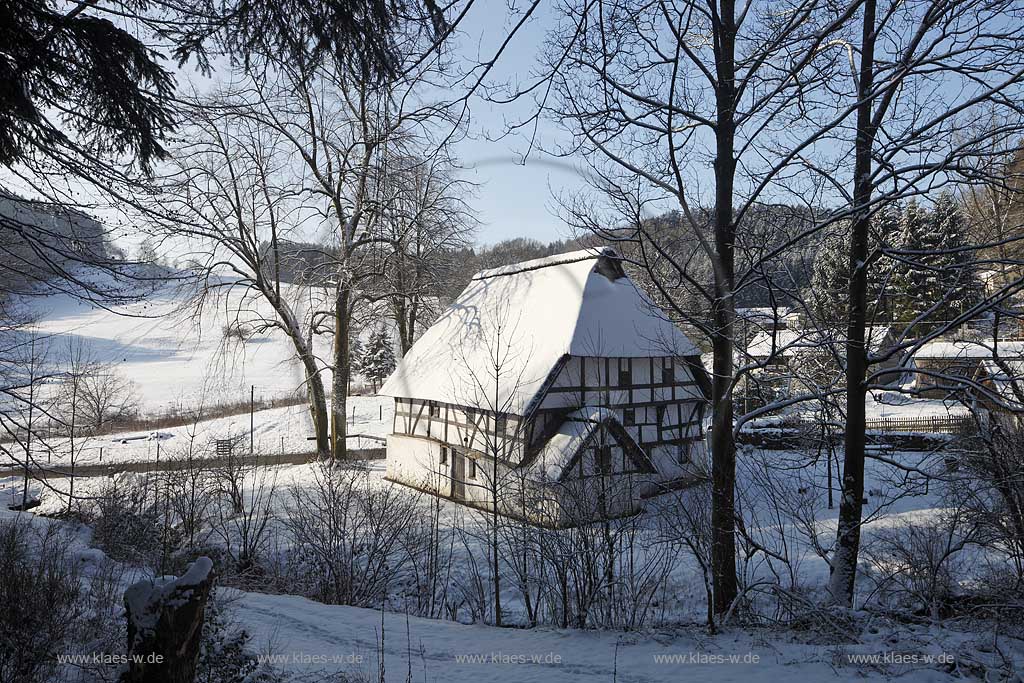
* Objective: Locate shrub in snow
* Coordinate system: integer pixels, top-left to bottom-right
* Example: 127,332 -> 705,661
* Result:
945,418 -> 1024,613
211,461 -> 279,583
222,321 -> 251,342
861,515 -> 971,621
89,475 -> 178,570
281,464 -> 420,607
74,556 -> 130,682
0,519 -> 83,683
195,591 -> 279,683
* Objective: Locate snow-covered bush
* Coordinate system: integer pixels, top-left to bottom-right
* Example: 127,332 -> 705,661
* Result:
222,321 -> 251,342
953,419 -> 1024,586
396,494 -> 457,621
280,464 -> 420,607
861,514 -> 972,621
88,474 -> 175,569
211,462 -> 279,582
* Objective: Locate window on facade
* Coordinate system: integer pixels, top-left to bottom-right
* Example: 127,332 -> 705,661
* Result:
662,362 -> 675,384
595,446 -> 612,475
468,458 -> 477,479
656,405 -> 666,426
429,402 -> 440,418
618,360 -> 632,386
439,446 -> 448,465
623,408 -> 636,426
495,414 -> 507,436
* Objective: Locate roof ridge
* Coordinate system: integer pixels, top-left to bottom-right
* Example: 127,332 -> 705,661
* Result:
471,247 -> 610,281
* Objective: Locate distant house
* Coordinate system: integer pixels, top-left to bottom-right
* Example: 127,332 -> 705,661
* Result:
911,339 -> 1024,404
380,248 -> 711,526
746,328 -> 803,367
745,325 -> 903,379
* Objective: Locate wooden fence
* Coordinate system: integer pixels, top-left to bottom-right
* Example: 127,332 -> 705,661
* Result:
862,415 -> 973,435
755,413 -> 975,436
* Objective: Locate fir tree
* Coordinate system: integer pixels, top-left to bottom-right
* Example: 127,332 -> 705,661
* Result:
890,196 -> 981,333
805,205 -> 897,328
362,327 -> 396,391
349,336 -> 365,378
807,225 -> 852,327
930,193 -> 983,320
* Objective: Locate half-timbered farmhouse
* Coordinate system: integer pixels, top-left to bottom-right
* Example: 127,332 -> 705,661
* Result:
379,247 -> 710,526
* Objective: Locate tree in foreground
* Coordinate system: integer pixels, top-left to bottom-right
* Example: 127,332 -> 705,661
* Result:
826,0 -> 1024,607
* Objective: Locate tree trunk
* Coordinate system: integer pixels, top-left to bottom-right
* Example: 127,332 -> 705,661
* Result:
828,0 -> 878,607
709,0 -> 739,617
331,279 -> 351,462
300,349 -> 330,457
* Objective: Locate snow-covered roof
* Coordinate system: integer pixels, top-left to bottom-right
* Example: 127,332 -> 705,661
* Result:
735,306 -> 790,323
914,339 -> 1024,360
746,325 -> 894,359
528,407 -> 613,480
980,358 -> 1024,406
380,248 -> 700,412
746,329 -> 802,358
525,406 -> 652,481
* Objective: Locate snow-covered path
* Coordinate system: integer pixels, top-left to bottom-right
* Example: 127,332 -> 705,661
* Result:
3,396 -> 393,469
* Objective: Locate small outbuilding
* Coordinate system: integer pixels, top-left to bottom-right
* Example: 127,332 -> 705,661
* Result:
379,247 -> 710,526
911,338 -> 1024,402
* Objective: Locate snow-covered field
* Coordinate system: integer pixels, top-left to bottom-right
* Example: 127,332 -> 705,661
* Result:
24,272 -> 337,411
3,269 -> 397,468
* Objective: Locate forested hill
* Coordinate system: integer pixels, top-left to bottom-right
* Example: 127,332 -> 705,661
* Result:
0,191 -> 124,297
257,206 -> 820,314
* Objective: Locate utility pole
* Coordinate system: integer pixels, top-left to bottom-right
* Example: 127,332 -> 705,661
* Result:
250,384 -> 255,457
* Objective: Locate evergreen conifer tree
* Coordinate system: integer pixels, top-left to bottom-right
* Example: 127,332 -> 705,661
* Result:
890,196 -> 981,332
805,205 -> 897,328
362,328 -> 396,392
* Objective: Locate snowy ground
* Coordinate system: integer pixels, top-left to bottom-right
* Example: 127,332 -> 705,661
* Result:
234,591 -> 942,683
0,496 -> 975,683
864,390 -> 970,420
6,445 -> 1019,682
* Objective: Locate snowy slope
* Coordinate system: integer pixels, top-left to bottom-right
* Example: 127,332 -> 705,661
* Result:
236,591 -> 905,683
24,275 -> 322,411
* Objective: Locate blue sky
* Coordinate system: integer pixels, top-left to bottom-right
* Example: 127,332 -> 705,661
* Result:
449,3 -> 594,246
0,4 -> 596,254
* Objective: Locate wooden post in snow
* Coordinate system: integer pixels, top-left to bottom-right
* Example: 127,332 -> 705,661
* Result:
120,557 -> 215,683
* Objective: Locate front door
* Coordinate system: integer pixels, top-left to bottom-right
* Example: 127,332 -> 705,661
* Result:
451,450 -> 466,500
